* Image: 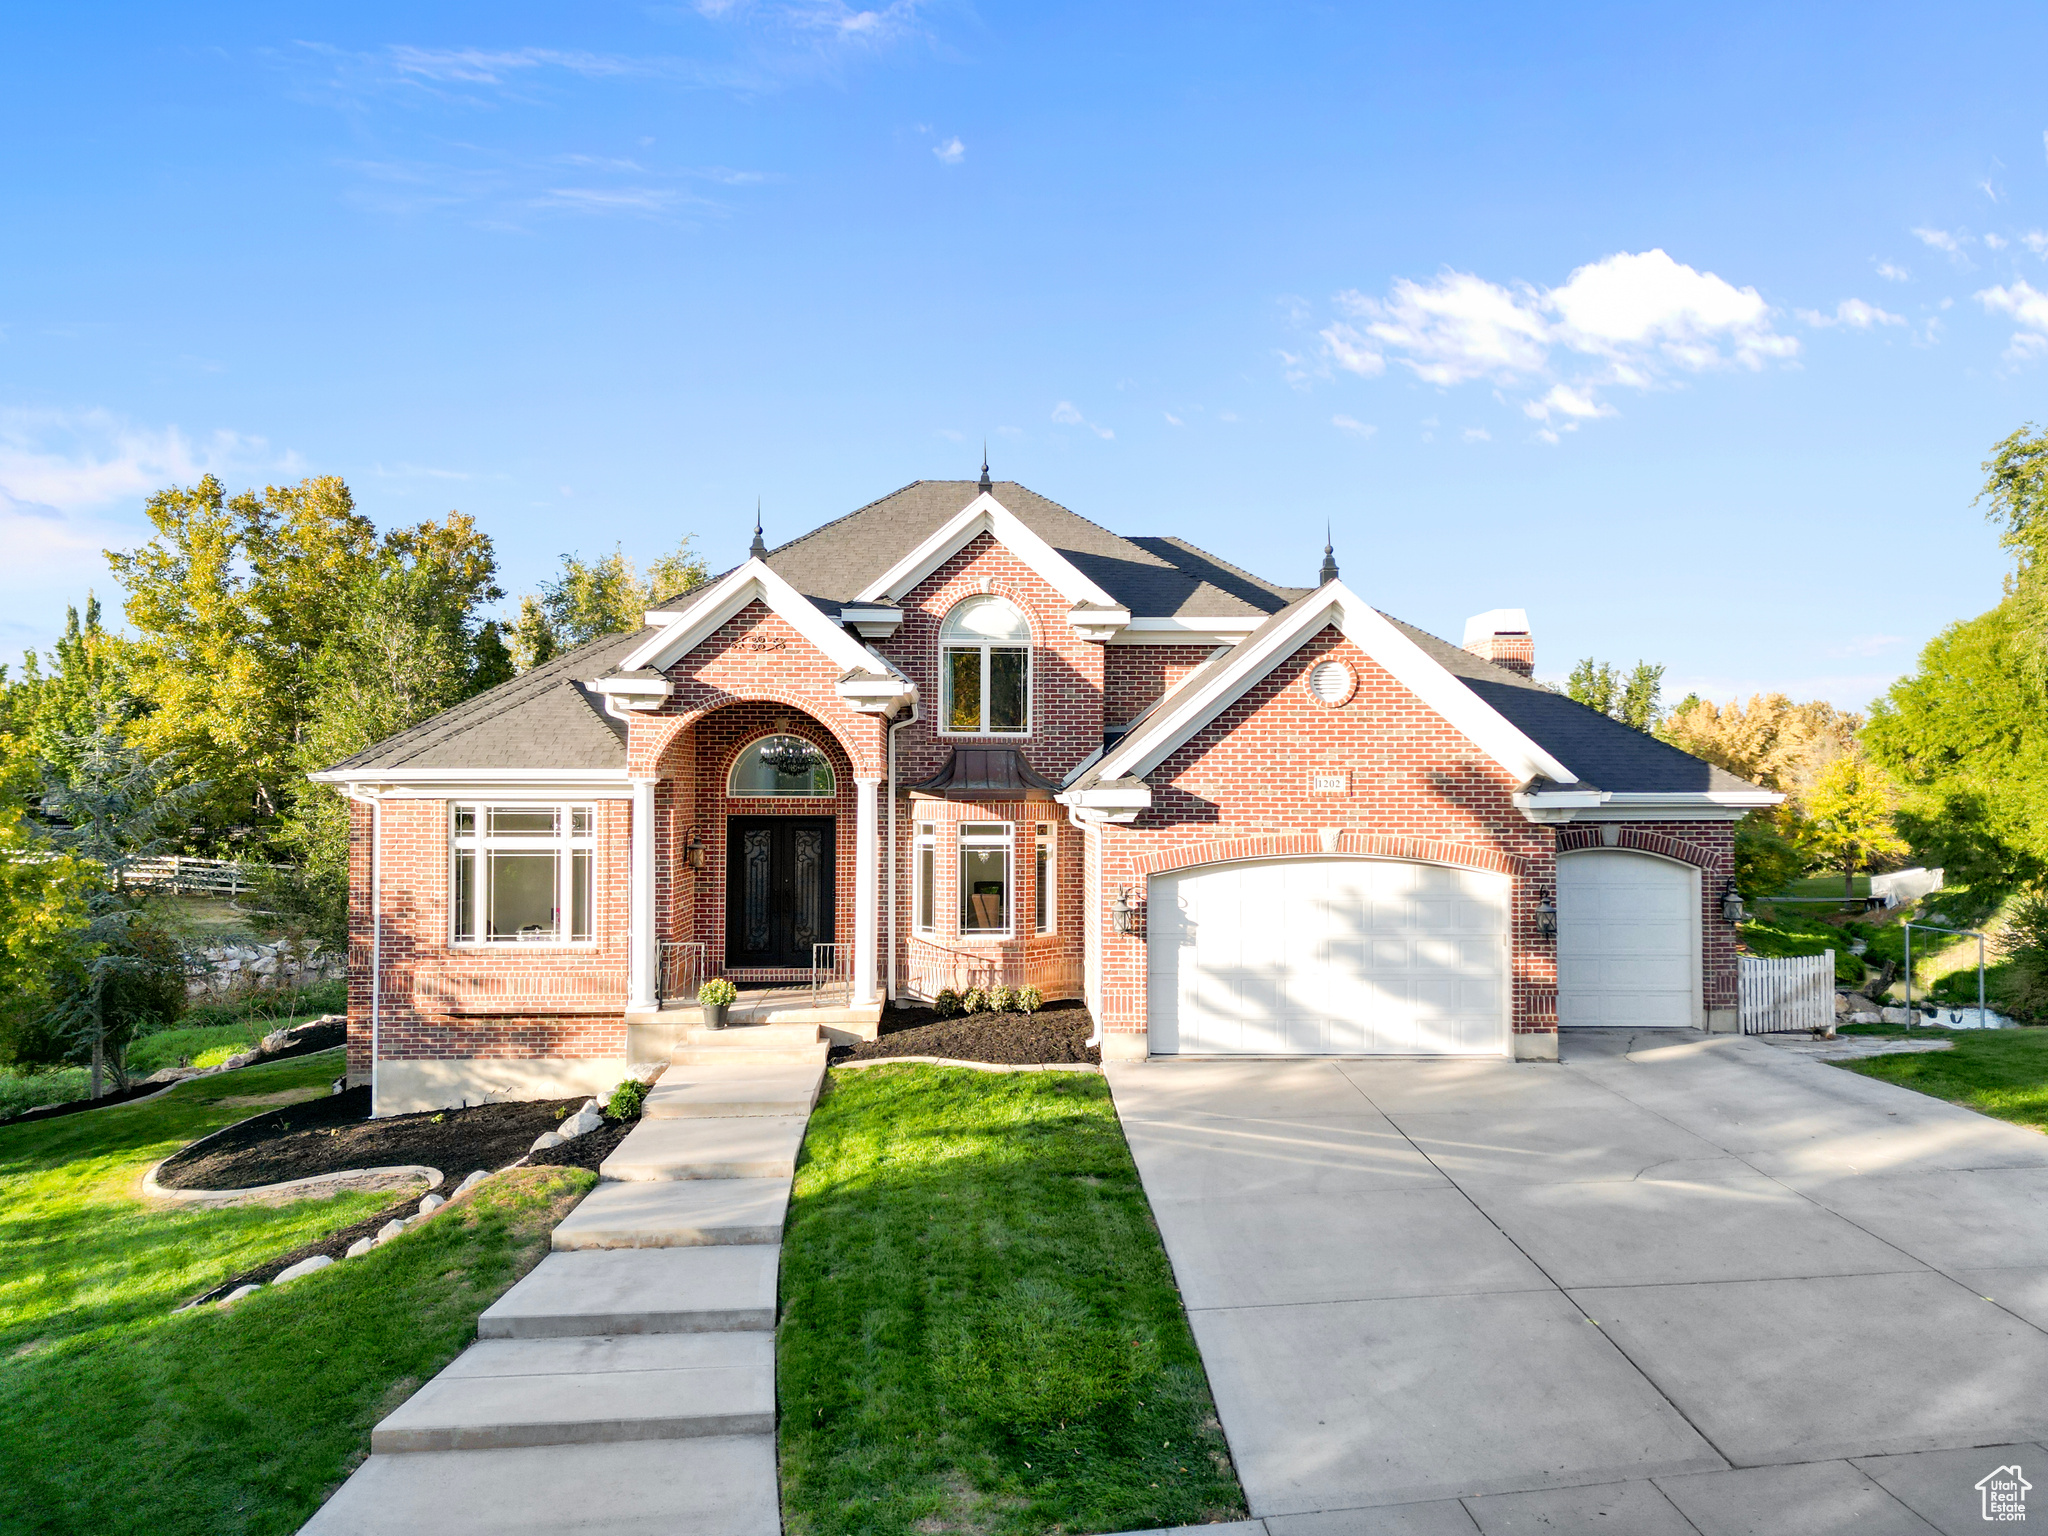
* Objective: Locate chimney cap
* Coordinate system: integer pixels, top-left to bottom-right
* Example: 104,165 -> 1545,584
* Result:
1462,608 -> 1529,647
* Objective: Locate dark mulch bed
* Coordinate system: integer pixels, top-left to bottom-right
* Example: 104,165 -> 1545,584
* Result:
251,1017 -> 348,1062
0,1078 -> 171,1129
157,1086 -> 613,1190
832,999 -> 1099,1066
526,1117 -> 636,1172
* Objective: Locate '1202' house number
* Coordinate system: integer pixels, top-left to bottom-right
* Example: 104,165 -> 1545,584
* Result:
1309,773 -> 1348,793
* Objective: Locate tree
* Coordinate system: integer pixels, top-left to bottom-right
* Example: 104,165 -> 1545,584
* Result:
1797,752 -> 1909,900
1567,657 -> 1665,732
35,720 -> 206,1095
507,537 -> 710,672
1660,692 -> 1862,803
10,594 -> 132,787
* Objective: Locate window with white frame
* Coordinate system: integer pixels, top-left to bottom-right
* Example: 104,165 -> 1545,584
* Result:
959,822 -> 1013,936
1034,822 -> 1055,935
940,596 -> 1031,735
452,804 -> 595,944
728,733 -> 835,797
913,823 -> 937,935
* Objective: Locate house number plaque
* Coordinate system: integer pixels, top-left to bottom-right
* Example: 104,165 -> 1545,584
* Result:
1309,773 -> 1348,794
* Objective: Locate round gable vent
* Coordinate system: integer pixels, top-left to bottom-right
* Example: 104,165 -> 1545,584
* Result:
1307,660 -> 1355,707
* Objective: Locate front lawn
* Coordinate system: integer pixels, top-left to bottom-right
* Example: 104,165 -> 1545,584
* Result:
1835,1024 -> 2048,1133
0,1048 -> 596,1533
778,1064 -> 1246,1536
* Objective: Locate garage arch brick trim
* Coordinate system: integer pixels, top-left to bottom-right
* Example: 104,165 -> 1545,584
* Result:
1133,832 -> 1524,880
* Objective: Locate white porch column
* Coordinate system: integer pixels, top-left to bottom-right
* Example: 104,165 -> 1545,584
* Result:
628,776 -> 658,1013
853,776 -> 881,1006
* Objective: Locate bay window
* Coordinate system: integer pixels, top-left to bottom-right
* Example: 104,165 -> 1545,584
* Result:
940,596 -> 1030,735
959,822 -> 1013,936
452,804 -> 595,944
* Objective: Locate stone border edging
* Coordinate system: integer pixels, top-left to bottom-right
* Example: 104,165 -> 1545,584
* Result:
832,1055 -> 1100,1074
143,1159 -> 444,1206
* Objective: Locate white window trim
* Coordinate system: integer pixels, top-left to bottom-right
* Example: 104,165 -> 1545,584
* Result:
913,823 -> 938,936
727,732 -> 837,798
938,598 -> 1033,738
1034,822 -> 1056,935
450,802 -> 599,947
957,821 -> 1015,940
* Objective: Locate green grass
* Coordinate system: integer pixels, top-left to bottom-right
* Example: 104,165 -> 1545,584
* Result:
1768,873 -> 1872,900
0,1049 -> 595,1533
0,1014 -> 337,1120
778,1065 -> 1246,1536
1835,1024 -> 2048,1133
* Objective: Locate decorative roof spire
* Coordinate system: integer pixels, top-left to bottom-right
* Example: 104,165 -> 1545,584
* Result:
978,443 -> 991,495
1319,521 -> 1339,584
748,499 -> 767,560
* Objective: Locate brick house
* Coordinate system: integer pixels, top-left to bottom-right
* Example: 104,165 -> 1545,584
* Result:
316,474 -> 1777,1113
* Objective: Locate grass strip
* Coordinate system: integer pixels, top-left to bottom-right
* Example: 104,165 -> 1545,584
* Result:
1835,1024 -> 2048,1132
778,1064 -> 1246,1536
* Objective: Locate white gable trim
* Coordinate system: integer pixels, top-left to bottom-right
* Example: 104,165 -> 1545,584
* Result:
853,492 -> 1119,608
1097,582 -> 1578,787
620,557 -> 888,679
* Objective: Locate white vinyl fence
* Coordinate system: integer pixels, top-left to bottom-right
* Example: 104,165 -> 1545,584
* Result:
1738,952 -> 1835,1034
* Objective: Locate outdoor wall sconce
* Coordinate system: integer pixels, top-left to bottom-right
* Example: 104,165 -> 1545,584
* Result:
1110,887 -> 1135,936
1535,898 -> 1557,941
1721,886 -> 1746,926
686,830 -> 706,871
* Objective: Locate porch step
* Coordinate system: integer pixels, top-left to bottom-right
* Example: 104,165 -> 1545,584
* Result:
600,1115 -> 808,1182
644,1064 -> 826,1119
679,1023 -> 824,1047
668,1042 -> 830,1068
551,1178 -> 791,1250
372,1334 -> 774,1452
477,1248 -> 778,1339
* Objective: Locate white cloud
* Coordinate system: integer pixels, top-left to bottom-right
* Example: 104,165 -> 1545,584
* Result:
1320,248 -> 1796,436
1826,634 -> 1905,659
1463,427 -> 1491,442
1875,260 -> 1910,282
1797,298 -> 1906,329
1977,280 -> 2048,361
932,136 -> 964,166
1986,232 -> 2010,249
2024,231 -> 2048,257
1162,412 -> 1184,427
1050,400 -> 1112,439
1331,415 -> 1376,438
1913,226 -> 1964,253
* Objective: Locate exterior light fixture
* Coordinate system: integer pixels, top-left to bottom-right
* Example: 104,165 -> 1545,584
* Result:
759,734 -> 819,777
1535,898 -> 1557,941
1109,887 -> 1135,936
686,830 -> 706,871
1721,886 -> 1746,926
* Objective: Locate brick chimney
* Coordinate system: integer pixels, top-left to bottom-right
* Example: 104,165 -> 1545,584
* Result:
1462,608 -> 1534,678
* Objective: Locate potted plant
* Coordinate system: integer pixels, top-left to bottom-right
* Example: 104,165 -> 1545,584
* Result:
698,977 -> 738,1030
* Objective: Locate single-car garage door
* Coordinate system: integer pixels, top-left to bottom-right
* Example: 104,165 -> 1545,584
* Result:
1556,850 -> 1699,1028
1147,858 -> 1510,1055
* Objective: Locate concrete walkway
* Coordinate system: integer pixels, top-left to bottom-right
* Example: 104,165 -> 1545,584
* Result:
1108,1030 -> 2048,1536
301,1053 -> 825,1535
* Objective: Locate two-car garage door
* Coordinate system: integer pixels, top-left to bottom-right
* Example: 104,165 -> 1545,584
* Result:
1147,858 -> 1510,1056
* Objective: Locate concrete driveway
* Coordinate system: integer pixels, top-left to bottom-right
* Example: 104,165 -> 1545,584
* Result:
1107,1030 -> 2048,1536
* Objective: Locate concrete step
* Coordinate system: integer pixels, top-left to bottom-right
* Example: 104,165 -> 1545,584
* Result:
678,1023 -> 823,1047
601,1115 -> 809,1181
668,1042 -> 830,1067
645,1064 -> 826,1119
478,1247 -> 778,1339
551,1178 -> 791,1250
298,1434 -> 780,1536
372,1334 -> 774,1451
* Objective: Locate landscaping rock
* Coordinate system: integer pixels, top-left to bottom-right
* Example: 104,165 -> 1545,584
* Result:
218,1283 -> 262,1306
376,1219 -> 406,1244
345,1236 -> 374,1259
418,1193 -> 446,1216
456,1170 -> 489,1195
141,1066 -> 201,1085
559,1108 -> 603,1139
273,1254 -> 334,1284
531,1131 -> 566,1152
1880,1007 -> 1916,1025
222,1051 -> 258,1071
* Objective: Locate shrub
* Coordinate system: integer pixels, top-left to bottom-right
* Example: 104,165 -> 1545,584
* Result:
607,1077 -> 649,1120
962,988 -> 991,1015
698,977 -> 738,1007
1994,892 -> 2048,1021
987,985 -> 1018,1014
1016,985 -> 1043,1014
932,989 -> 962,1018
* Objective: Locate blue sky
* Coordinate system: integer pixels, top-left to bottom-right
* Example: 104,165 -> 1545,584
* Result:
5,3 -> 2048,710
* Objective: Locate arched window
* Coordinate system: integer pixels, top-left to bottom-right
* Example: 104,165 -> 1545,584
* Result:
941,596 -> 1031,735
729,734 -> 836,797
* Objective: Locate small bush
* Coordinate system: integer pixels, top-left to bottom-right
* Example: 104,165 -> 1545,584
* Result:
1017,985 -> 1043,1014
698,977 -> 738,1007
961,988 -> 991,1015
607,1077 -> 649,1120
192,1044 -> 239,1070
987,985 -> 1018,1014
932,989 -> 962,1018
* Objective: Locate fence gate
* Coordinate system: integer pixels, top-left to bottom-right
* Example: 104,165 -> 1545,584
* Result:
1738,952 -> 1835,1034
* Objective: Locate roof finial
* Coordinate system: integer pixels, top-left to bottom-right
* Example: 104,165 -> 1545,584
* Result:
749,499 -> 767,559
978,443 -> 991,495
1319,520 -> 1339,585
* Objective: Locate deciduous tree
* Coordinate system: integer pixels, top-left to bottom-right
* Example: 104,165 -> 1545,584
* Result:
1797,752 -> 1909,900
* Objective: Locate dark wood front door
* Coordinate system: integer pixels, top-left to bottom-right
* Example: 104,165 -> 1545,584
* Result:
725,816 -> 836,969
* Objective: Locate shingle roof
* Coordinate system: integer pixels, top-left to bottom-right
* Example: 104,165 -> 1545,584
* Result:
321,629 -> 636,774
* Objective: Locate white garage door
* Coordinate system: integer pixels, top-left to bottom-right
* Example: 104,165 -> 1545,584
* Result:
1147,858 -> 1510,1056
1556,851 -> 1698,1028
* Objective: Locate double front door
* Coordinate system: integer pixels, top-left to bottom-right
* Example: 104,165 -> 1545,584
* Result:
725,816 -> 835,968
